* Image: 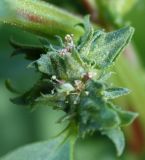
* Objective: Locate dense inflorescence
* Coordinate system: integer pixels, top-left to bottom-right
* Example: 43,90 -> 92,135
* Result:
7,17 -> 138,156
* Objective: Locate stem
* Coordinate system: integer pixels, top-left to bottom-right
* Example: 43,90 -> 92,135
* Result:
70,135 -> 76,160
0,0 -> 84,41
69,122 -> 78,160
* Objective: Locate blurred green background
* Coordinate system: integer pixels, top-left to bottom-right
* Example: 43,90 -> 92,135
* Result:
0,0 -> 145,160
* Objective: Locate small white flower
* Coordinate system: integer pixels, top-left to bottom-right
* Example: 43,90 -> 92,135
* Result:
51,75 -> 57,80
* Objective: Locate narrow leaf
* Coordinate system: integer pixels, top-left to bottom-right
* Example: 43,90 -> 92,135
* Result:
103,87 -> 130,99
5,79 -> 20,94
10,38 -> 44,60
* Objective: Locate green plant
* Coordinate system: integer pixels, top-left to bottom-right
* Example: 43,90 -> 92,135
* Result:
0,0 -> 139,160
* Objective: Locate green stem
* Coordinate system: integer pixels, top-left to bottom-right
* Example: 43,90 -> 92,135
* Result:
69,122 -> 78,160
0,0 -> 83,41
70,135 -> 76,160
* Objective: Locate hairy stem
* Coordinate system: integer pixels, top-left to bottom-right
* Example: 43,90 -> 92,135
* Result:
0,0 -> 83,40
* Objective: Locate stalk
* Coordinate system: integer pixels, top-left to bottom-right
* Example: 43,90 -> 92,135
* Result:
70,135 -> 76,160
0,0 -> 83,40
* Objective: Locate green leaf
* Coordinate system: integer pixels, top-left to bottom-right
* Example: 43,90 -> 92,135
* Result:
102,127 -> 125,156
99,72 -> 114,82
35,93 -> 66,110
114,107 -> 139,126
34,53 -> 56,75
10,38 -> 44,60
79,97 -> 121,137
91,27 -> 134,69
103,87 -> 130,99
77,16 -> 95,56
11,79 -> 54,106
5,79 -> 20,94
78,24 -> 134,69
1,135 -> 71,160
57,83 -> 75,94
35,51 -> 85,80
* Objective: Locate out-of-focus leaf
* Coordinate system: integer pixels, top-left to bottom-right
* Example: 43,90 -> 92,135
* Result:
10,38 -> 44,60
99,72 -> 114,82
0,135 -> 71,160
5,79 -> 20,94
11,79 -> 54,106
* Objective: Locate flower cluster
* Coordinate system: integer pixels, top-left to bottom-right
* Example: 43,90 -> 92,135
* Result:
8,17 -> 137,156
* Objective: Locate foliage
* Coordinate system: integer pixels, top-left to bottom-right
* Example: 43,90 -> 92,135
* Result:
1,134 -> 71,160
1,15 -> 138,160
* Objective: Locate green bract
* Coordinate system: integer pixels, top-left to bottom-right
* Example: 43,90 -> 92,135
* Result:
5,17 -> 138,158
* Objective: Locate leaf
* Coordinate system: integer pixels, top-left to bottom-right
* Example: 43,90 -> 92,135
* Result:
78,25 -> 134,69
11,79 -> 54,106
35,51 -> 84,80
5,79 -> 20,94
103,87 -> 130,99
10,38 -> 44,60
99,72 -> 114,82
77,16 -> 94,55
90,27 -> 134,69
114,107 -> 139,126
0,135 -> 71,160
79,97 -> 121,137
35,53 -> 56,75
57,83 -> 75,94
34,52 -> 70,79
102,127 -> 125,156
